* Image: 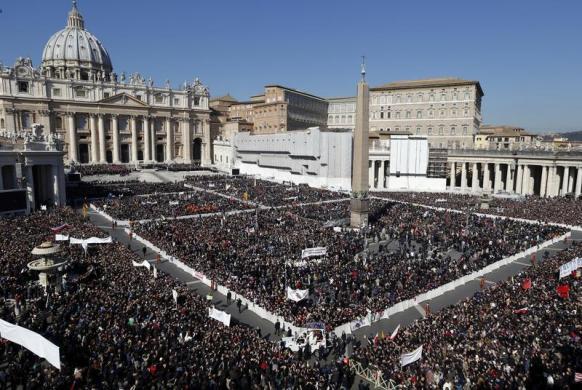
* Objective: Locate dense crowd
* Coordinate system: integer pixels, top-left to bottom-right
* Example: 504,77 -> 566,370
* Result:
0,209 -> 356,389
67,181 -> 189,202
377,192 -> 582,226
135,201 -> 565,328
93,191 -> 253,220
186,175 -> 348,206
352,242 -> 582,388
74,164 -> 133,177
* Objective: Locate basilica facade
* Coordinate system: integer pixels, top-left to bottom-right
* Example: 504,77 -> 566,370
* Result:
0,2 -> 212,165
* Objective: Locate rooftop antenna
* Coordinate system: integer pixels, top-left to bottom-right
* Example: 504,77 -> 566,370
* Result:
361,56 -> 366,82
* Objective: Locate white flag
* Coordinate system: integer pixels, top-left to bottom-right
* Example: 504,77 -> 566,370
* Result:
286,286 -> 309,302
209,308 -> 231,326
153,266 -> 158,279
172,289 -> 178,303
389,324 -> 400,340
40,205 -> 47,211
55,234 -> 69,242
132,260 -> 151,270
301,247 -> 327,259
400,345 -> 423,367
0,319 -> 60,370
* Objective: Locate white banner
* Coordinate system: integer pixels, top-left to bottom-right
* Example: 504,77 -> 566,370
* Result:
0,318 -> 61,370
287,258 -> 322,267
400,345 -> 423,367
559,257 -> 582,279
209,308 -> 231,326
350,317 -> 371,332
301,247 -> 327,259
172,289 -> 178,303
70,236 -> 113,252
55,234 -> 69,241
286,287 -> 309,302
169,201 -> 179,205
132,260 -> 151,270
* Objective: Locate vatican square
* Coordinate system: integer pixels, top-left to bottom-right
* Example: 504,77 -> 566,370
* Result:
0,1 -> 581,389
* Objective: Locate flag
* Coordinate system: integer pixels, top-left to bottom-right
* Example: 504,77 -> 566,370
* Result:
50,224 -> 71,233
153,266 -> 158,279
286,287 -> 309,302
400,345 -> 423,367
389,324 -> 400,340
209,308 -> 231,326
557,284 -> 570,299
521,278 -> 532,290
513,307 -> 529,314
575,372 -> 582,383
172,289 -> 178,303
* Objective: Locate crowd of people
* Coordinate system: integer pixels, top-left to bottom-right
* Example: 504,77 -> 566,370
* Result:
378,192 -> 582,226
67,181 -> 189,202
186,175 -> 348,206
352,242 -> 582,388
73,164 -> 133,177
0,209 -> 357,388
134,201 -> 565,328
93,191 -> 253,220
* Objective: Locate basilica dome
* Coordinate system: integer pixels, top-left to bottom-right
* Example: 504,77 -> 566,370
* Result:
41,1 -> 113,80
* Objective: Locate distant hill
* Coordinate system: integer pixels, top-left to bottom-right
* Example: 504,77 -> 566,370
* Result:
558,131 -> 582,141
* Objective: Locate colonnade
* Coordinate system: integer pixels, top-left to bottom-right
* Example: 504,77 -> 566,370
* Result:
65,112 -> 211,165
449,160 -> 582,198
368,159 -> 390,190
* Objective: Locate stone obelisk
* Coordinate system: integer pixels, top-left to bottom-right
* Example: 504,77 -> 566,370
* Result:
350,58 -> 370,228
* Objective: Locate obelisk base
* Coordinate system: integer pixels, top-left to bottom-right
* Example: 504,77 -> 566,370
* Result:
350,198 -> 369,228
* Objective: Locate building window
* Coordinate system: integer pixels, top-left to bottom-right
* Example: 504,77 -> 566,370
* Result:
405,111 -> 411,119
347,115 -> 353,123
136,95 -> 142,101
104,92 -> 110,98
0,118 -> 4,129
52,88 -> 61,97
174,98 -> 180,105
118,117 -> 128,131
75,88 -> 86,98
429,110 -> 434,117
464,91 -> 470,99
416,127 -> 421,135
76,115 -> 88,129
464,109 -> 469,117
440,109 -> 445,117
416,110 -> 422,119
18,81 -> 29,93
427,128 -> 433,135
463,126 -> 468,135
452,109 -> 457,116
155,95 -> 164,104
194,97 -> 200,106
395,112 -> 400,119
55,116 -> 63,129
407,95 -> 412,103
429,94 -> 434,102
438,126 -> 444,135
451,126 -> 456,135
380,112 -> 384,119
21,112 -> 31,128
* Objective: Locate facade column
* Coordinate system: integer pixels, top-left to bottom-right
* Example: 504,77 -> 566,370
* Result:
546,166 -> 556,197
522,165 -> 530,195
182,118 -> 192,163
25,165 -> 35,212
471,162 -> 479,192
165,118 -> 173,162
575,167 -> 582,199
461,162 -> 467,190
111,115 -> 120,163
89,114 -> 98,163
539,166 -> 548,197
151,117 -> 157,162
368,160 -> 374,189
561,166 -> 569,196
202,119 -> 211,165
67,114 -> 78,162
143,116 -> 151,162
130,116 -> 138,163
567,167 -> 574,193
483,163 -> 491,192
382,160 -> 388,188
450,161 -> 456,189
98,114 -> 106,163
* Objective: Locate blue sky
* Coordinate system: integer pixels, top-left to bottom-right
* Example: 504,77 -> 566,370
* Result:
1,0 -> 580,133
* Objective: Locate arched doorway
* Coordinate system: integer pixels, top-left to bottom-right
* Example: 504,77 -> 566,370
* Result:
193,138 -> 202,162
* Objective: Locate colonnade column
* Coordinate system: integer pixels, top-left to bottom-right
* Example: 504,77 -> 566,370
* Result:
516,165 -> 523,194
540,166 -> 548,197
505,164 -> 514,193
382,161 -> 388,188
182,118 -> 192,163
368,160 -> 374,189
471,163 -> 479,192
483,163 -> 491,192
493,163 -> 502,193
52,163 -> 62,206
165,118 -> 173,162
25,165 -> 35,212
130,116 -> 138,163
567,167 -> 574,193
449,162 -> 456,188
460,162 -> 467,190
561,166 -> 569,196
98,114 -> 106,163
575,167 -> 582,198
143,116 -> 151,162
89,114 -> 98,163
547,166 -> 556,197
67,114 -> 78,162
111,114 -> 120,163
